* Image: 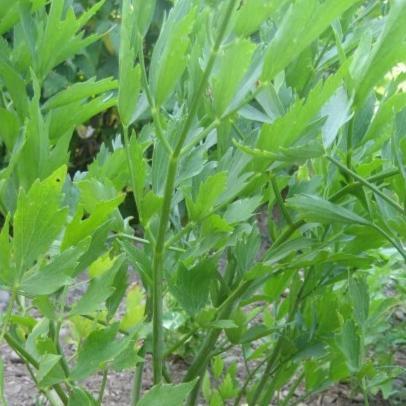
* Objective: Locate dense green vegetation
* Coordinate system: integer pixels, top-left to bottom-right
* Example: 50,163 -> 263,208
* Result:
0,0 -> 405,405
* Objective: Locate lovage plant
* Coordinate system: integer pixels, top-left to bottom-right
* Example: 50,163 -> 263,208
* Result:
0,0 -> 405,405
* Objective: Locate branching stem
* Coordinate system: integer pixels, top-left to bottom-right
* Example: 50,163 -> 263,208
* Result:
150,0 -> 239,384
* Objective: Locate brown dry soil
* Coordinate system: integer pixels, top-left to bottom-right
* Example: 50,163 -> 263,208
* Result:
2,338 -> 404,405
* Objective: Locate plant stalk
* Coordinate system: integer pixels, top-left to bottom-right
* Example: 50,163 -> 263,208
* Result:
327,155 -> 404,214
251,276 -> 309,405
4,333 -> 68,405
271,175 -> 293,225
98,368 -> 108,405
138,36 -> 173,155
149,0 -> 238,384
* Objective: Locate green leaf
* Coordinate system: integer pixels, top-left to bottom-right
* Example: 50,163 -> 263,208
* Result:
119,0 -> 153,126
364,93 -> 406,146
0,108 -> 19,151
264,269 -> 295,302
35,0 -> 105,79
20,239 -> 90,296
127,133 -> 147,211
0,59 -> 28,119
225,308 -> 247,344
190,172 -> 228,220
261,0 -> 359,80
219,374 -> 236,399
120,239 -> 152,287
211,38 -> 255,116
233,0 -> 285,36
74,221 -> 114,276
119,64 -> 141,127
68,389 -> 98,406
43,78 -> 118,111
208,320 -> 238,329
201,214 -> 233,236
106,265 -> 129,319
61,195 -> 124,250
338,319 -> 361,373
138,380 -> 197,406
257,65 -> 348,153
287,194 -> 370,225
76,179 -> 119,214
149,0 -> 195,105
13,166 -> 68,276
212,355 -> 224,379
170,259 -> 217,316
141,191 -> 163,225
37,354 -> 66,388
70,324 -> 128,381
0,215 -> 12,286
321,87 -> 353,148
120,0 -> 156,48
353,0 -> 406,104
223,196 -> 261,224
135,0 -> 156,37
111,339 -> 143,371
48,94 -> 117,142
202,373 -> 212,401
16,77 -> 51,189
393,111 -> 406,183
69,256 -> 124,316
349,276 -> 369,327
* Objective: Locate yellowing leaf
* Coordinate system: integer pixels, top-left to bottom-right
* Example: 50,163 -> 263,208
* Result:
120,284 -> 145,331
88,251 -> 115,278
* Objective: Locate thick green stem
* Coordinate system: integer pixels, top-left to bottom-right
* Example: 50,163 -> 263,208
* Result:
150,0 -> 239,384
151,156 -> 178,384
